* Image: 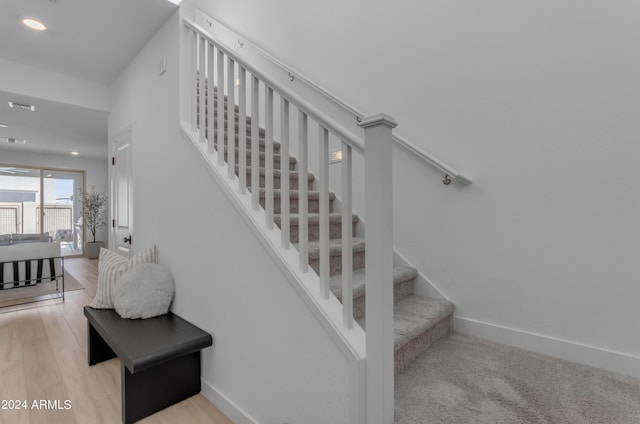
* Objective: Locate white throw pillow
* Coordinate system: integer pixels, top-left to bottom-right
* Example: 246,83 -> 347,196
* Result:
113,263 -> 175,319
89,245 -> 158,309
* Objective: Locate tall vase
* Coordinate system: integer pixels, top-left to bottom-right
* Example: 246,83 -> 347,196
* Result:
85,241 -> 105,259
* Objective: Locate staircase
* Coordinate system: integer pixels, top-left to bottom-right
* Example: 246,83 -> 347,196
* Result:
212,90 -> 455,375
184,18 -> 462,422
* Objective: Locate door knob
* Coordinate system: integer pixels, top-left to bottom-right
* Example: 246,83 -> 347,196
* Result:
124,235 -> 132,244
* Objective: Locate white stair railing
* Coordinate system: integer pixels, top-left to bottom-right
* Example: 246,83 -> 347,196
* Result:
194,12 -> 471,187
183,18 -> 395,424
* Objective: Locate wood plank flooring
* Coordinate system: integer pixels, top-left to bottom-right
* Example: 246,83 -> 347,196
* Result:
0,258 -> 232,424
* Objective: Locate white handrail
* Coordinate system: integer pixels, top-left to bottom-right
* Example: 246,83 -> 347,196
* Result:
194,14 -> 471,186
393,133 -> 472,185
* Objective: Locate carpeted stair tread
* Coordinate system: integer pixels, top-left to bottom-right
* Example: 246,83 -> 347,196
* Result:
239,166 -> 315,190
299,237 -> 366,259
357,296 -> 454,347
274,212 -> 359,226
225,137 -> 281,152
237,165 -> 314,181
223,148 -> 297,168
330,264 -> 417,301
260,189 -> 335,202
392,296 -> 454,350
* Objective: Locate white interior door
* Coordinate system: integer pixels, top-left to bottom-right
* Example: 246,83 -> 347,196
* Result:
112,128 -> 133,258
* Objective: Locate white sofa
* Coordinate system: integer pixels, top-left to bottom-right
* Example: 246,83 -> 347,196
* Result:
0,242 -> 62,290
0,232 -> 51,246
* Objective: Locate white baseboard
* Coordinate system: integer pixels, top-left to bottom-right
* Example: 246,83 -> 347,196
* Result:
455,315 -> 640,379
201,379 -> 261,424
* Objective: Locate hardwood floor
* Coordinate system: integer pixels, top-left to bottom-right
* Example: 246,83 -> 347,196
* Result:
0,258 -> 232,424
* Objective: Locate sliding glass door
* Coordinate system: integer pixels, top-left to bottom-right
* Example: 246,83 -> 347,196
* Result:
0,165 -> 85,257
42,170 -> 84,256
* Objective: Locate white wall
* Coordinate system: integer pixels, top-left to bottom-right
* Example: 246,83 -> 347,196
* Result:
184,0 -> 640,376
109,10 -> 353,423
0,150 -> 108,242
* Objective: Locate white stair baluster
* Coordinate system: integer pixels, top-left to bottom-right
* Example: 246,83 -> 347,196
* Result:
207,42 -> 215,153
251,76 -> 260,211
238,66 -> 247,193
198,36 -> 206,145
216,48 -> 225,165
298,111 -> 309,272
227,57 -> 235,180
319,126 -> 329,299
265,86 -> 274,229
341,141 -> 353,329
190,31 -> 197,132
280,98 -> 290,249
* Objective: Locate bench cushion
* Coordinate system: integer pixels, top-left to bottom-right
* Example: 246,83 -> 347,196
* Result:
84,306 -> 213,373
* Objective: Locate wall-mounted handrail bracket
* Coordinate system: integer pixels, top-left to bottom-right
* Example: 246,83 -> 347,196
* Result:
443,174 -> 452,185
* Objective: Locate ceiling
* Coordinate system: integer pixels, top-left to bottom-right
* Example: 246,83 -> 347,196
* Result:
0,0 -> 179,160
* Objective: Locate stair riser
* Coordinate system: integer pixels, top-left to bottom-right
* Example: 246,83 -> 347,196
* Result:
206,124 -> 266,138
245,173 -> 313,191
277,218 -> 354,243
212,140 -> 280,154
195,96 -> 239,112
225,138 -> 281,153
204,134 -> 277,154
351,278 -> 415,321
260,196 -> 332,214
224,151 -> 295,171
394,314 -> 452,375
201,128 -> 264,143
196,110 -> 250,124
309,250 -> 365,276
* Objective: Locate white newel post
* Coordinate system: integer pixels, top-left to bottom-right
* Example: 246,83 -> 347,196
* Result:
359,113 -> 397,424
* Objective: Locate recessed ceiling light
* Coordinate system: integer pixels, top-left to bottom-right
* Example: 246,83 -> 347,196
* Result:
70,151 -> 79,156
22,18 -> 47,31
0,124 -> 7,128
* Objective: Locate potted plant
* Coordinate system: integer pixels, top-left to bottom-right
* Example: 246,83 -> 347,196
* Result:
81,186 -> 108,259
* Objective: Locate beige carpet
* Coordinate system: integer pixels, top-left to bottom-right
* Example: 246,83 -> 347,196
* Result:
0,271 -> 84,308
395,333 -> 640,424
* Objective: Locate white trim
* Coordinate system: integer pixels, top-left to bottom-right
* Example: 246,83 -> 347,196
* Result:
455,315 -> 640,379
201,380 -> 261,424
348,358 -> 366,424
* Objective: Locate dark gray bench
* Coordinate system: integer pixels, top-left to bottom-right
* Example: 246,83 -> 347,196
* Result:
84,306 -> 214,423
